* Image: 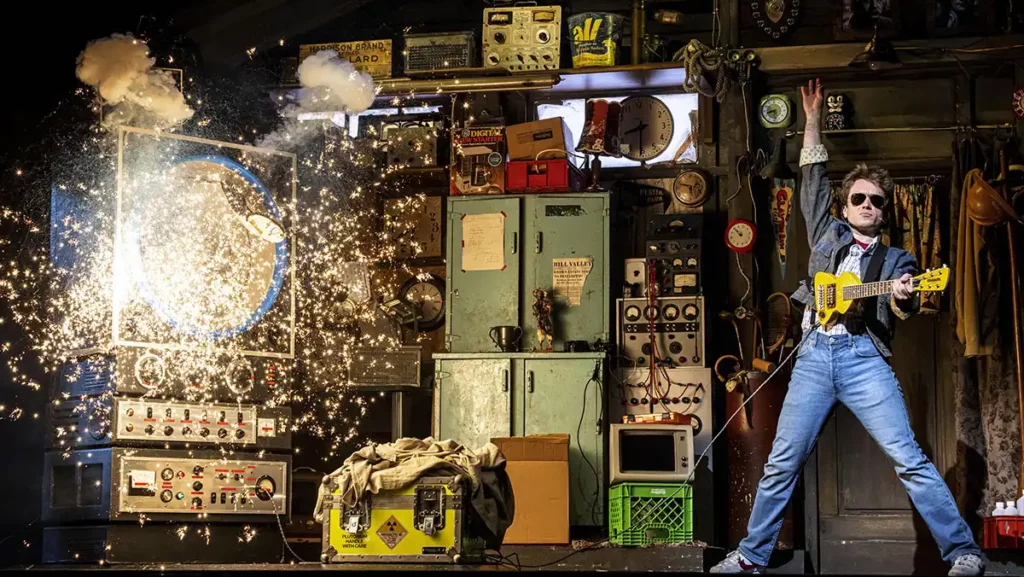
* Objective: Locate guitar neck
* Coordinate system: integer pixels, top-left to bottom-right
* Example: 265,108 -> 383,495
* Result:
841,280 -> 896,300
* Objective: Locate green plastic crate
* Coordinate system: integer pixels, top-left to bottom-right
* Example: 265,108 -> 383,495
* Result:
608,483 -> 693,546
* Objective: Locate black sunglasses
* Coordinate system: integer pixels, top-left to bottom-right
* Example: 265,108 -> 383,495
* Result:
849,192 -> 886,209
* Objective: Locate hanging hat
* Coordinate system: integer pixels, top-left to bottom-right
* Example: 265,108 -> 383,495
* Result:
966,169 -> 1023,227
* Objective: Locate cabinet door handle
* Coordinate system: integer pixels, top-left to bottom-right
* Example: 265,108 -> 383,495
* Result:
502,369 -> 509,393
512,232 -> 518,254
527,370 -> 534,393
535,231 -> 542,253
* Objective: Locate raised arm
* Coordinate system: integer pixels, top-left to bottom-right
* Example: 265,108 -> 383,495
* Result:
798,78 -> 837,246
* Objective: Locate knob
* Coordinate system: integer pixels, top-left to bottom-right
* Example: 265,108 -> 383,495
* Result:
669,342 -> 683,354
192,497 -> 203,508
538,30 -> 550,42
182,426 -> 192,436
126,408 -> 134,417
217,428 -> 228,439
235,429 -> 245,440
487,54 -> 500,64
193,466 -> 204,476
692,355 -> 701,363
200,428 -> 210,438
193,481 -> 203,491
234,473 -> 243,481
176,492 -> 185,500
144,425 -> 155,435
218,473 -> 228,480
163,426 -> 173,436
494,31 -> 506,43
160,490 -> 173,503
161,468 -> 174,481
125,423 -> 134,432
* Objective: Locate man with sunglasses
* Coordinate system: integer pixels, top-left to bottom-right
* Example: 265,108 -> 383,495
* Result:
711,79 -> 983,575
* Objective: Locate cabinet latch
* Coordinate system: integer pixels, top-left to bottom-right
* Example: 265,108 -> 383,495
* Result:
342,499 -> 371,534
414,486 -> 446,535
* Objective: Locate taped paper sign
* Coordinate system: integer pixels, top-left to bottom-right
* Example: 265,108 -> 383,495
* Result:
552,257 -> 594,306
769,180 -> 794,278
461,213 -> 505,271
376,516 -> 407,549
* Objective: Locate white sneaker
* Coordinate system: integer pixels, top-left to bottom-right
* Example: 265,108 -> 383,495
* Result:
948,553 -> 985,576
710,550 -> 763,574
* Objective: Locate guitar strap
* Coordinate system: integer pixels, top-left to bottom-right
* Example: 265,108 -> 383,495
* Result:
862,243 -> 889,337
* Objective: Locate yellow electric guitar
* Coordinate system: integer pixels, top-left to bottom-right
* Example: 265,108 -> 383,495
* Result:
813,266 -> 950,326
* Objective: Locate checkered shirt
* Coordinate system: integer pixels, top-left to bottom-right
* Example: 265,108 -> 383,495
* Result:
801,237 -> 878,335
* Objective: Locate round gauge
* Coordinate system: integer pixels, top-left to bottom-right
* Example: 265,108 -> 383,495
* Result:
624,305 -> 642,322
135,353 -> 166,389
759,94 -> 793,128
663,304 -> 680,321
399,273 -> 446,332
255,475 -> 276,501
686,256 -> 698,268
725,219 -> 757,253
682,303 -> 700,320
667,241 -> 680,253
643,305 -> 660,321
225,358 -> 256,395
620,95 -> 674,162
673,170 -> 710,207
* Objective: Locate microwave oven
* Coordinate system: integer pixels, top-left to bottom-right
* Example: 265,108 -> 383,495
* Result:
609,423 -> 694,484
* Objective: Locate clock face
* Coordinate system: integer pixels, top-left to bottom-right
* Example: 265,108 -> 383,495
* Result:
400,274 -> 446,332
673,170 -> 709,206
726,220 -> 757,253
619,96 -> 674,161
759,94 -> 792,128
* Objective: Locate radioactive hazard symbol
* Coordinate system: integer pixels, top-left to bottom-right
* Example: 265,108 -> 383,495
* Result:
376,515 -> 408,550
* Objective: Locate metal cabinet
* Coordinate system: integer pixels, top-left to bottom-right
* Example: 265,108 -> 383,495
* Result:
446,194 -> 609,353
433,352 -> 606,526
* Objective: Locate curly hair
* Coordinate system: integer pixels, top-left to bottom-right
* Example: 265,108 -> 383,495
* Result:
838,162 -> 894,207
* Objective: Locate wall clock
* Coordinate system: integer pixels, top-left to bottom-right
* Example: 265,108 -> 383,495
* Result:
398,273 -> 446,332
759,94 -> 793,128
672,169 -> 710,207
725,219 -> 757,253
619,95 -> 674,162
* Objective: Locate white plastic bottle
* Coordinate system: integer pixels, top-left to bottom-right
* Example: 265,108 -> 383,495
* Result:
1006,500 -> 1019,516
993,502 -> 1007,516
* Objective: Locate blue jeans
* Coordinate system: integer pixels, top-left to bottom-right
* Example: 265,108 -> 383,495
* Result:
738,332 -> 980,567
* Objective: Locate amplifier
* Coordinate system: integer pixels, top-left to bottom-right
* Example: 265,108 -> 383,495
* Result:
644,214 -> 703,295
404,31 -> 476,74
482,5 -> 562,71
42,448 -> 291,524
55,348 -> 288,403
47,397 -> 292,450
617,296 -> 705,367
43,524 -> 285,564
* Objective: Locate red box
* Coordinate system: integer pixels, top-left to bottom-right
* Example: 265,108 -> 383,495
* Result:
983,516 -> 1024,549
506,159 -> 585,193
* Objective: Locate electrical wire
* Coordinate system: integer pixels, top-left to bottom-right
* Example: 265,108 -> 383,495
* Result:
515,330 -> 812,570
265,481 -> 307,563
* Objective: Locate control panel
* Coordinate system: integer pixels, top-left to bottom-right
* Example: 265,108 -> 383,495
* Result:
644,215 -> 703,296
47,398 -> 292,450
618,296 -> 705,367
43,448 -> 291,524
55,348 -> 289,402
482,5 -> 562,71
119,455 -> 288,517
612,367 -> 713,458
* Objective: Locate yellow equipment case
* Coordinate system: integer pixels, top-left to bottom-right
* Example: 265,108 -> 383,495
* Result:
320,475 -> 487,563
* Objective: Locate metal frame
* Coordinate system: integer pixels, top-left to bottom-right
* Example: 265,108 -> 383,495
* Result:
114,126 -> 298,360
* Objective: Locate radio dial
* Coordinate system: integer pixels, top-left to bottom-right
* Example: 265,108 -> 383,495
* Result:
218,428 -> 228,439
487,53 -> 500,65
161,468 -> 175,481
163,426 -> 173,436
199,428 -> 210,438
144,425 -> 155,435
160,490 -> 173,503
537,29 -> 550,43
181,426 -> 192,436
494,31 -> 506,43
235,429 -> 246,439
193,466 -> 204,476
192,497 -> 203,508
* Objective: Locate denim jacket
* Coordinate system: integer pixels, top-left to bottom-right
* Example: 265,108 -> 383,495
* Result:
791,145 -> 920,357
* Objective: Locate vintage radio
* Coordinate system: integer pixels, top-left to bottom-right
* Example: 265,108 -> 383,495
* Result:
482,5 -> 562,71
42,448 -> 291,524
404,31 -> 477,74
321,475 -> 486,563
450,126 -> 506,195
47,397 -> 292,450
383,122 -> 439,168
53,349 -> 289,403
644,214 -> 703,295
609,423 -> 694,484
42,524 -> 285,564
617,296 -> 705,367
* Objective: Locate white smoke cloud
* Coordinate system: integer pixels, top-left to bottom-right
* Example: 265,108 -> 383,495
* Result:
76,33 -> 194,128
257,50 -> 378,150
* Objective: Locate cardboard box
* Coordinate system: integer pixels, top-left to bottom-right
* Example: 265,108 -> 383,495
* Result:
491,434 -> 569,545
506,118 -> 573,161
450,126 -> 506,195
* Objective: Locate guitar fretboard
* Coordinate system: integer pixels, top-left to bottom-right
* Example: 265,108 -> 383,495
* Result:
842,279 -> 918,300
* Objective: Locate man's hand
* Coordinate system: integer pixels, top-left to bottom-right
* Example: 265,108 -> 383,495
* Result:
891,273 -> 914,301
800,78 -> 823,149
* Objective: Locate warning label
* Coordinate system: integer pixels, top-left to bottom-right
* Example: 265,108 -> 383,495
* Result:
376,516 -> 407,549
